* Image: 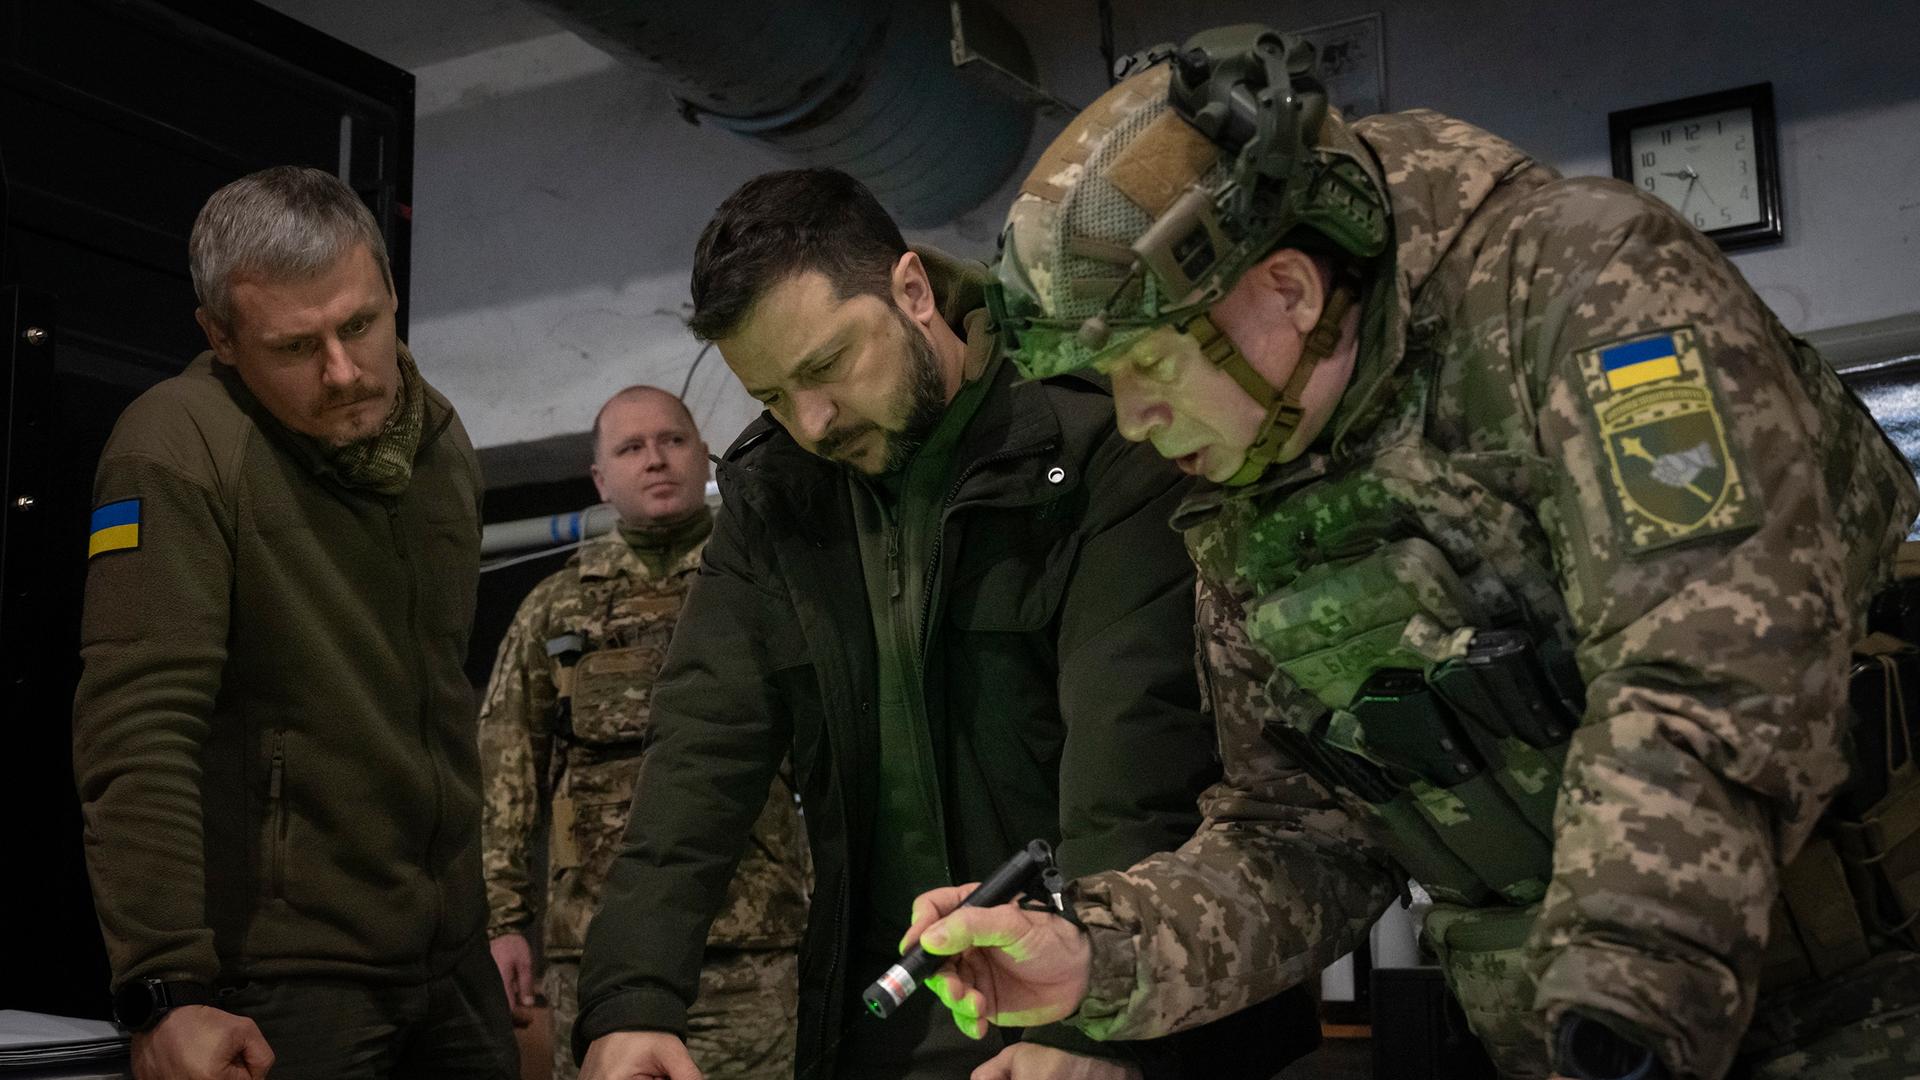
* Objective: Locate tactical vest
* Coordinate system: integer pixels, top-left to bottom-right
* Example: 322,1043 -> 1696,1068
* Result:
538,573 -> 690,953
1187,385 -> 1920,1074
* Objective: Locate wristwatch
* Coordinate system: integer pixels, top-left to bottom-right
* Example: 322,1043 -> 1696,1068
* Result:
112,978 -> 216,1031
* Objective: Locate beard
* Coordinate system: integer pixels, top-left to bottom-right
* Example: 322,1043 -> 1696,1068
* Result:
815,310 -> 948,475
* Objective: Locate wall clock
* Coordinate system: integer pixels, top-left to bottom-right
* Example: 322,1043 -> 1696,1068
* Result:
1609,82 -> 1783,250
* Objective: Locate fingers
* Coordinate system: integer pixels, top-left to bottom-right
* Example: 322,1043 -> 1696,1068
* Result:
920,903 -> 1046,956
657,1036 -> 705,1080
901,883 -> 979,954
510,960 -> 536,1007
970,1044 -> 1020,1080
237,1022 -> 274,1079
924,970 -> 990,1040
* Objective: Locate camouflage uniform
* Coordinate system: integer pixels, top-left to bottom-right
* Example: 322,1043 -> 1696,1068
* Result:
479,521 -> 810,1080
1000,64 -> 1920,1080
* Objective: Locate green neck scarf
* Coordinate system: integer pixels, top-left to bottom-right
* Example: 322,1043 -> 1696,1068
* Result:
618,505 -> 713,578
331,347 -> 426,495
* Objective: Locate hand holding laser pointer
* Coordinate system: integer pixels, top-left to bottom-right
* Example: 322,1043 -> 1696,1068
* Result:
871,840 -> 1095,1039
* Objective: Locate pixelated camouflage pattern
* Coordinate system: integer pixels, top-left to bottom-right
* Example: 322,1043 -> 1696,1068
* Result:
1062,107 -> 1920,1080
546,950 -> 798,1080
478,527 -> 810,960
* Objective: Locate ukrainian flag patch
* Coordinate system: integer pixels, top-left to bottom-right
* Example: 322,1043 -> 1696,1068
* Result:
1599,333 -> 1684,391
88,498 -> 141,558
1577,325 -> 1762,555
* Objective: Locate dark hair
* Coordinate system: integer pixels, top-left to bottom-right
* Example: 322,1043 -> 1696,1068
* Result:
688,168 -> 907,342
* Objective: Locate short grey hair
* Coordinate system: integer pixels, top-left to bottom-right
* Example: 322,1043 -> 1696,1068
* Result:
189,166 -> 393,328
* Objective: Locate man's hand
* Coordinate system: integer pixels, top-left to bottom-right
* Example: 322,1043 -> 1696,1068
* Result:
489,932 -> 539,1025
131,1005 -> 272,1080
579,1030 -> 703,1080
901,883 -> 1094,1039
971,1043 -> 1143,1080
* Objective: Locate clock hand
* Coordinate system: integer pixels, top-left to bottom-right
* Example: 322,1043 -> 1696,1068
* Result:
1659,170 -> 1694,180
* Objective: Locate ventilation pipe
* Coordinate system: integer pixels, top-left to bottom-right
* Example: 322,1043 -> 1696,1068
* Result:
525,0 -> 1044,227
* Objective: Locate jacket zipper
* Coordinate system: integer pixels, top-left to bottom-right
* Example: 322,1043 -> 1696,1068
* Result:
268,735 -> 287,899
390,500 -> 447,949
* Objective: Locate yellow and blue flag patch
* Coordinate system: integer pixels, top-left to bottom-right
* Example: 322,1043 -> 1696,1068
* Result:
88,498 -> 141,558
1599,333 -> 1683,391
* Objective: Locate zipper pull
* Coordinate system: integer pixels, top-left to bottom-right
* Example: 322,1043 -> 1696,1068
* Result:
886,528 -> 902,599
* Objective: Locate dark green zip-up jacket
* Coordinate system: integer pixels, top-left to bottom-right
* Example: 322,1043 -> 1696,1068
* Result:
575,259 -> 1318,1077
72,348 -> 486,990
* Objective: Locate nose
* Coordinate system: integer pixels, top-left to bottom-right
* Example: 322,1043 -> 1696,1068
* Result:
790,389 -> 836,445
319,336 -> 358,388
1110,368 -> 1169,444
640,441 -> 667,471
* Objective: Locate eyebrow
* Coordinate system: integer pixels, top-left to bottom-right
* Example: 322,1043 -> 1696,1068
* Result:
742,339 -> 842,399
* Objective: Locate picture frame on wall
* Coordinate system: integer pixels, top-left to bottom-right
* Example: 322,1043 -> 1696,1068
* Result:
1298,12 -> 1386,119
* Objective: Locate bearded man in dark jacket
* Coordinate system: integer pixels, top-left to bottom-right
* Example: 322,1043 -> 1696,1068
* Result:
573,169 -> 1316,1080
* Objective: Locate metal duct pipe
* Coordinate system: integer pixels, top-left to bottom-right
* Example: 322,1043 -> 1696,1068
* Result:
526,0 -> 1038,227
480,481 -> 724,557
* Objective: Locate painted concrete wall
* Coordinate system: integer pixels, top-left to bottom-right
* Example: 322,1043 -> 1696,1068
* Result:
261,0 -> 1919,479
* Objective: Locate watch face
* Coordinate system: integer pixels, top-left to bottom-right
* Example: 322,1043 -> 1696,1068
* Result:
112,979 -> 158,1029
1627,107 -> 1766,233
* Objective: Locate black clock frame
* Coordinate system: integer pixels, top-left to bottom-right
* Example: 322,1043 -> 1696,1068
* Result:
1609,82 -> 1783,251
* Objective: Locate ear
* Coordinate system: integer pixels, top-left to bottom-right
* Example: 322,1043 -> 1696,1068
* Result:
589,460 -> 611,503
1252,250 -> 1328,336
194,307 -> 236,365
890,251 -> 938,330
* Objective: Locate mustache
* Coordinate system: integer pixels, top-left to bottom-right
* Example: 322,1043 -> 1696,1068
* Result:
318,381 -> 384,410
815,423 -> 878,462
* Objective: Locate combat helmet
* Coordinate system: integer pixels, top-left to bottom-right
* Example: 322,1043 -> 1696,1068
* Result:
986,24 -> 1391,485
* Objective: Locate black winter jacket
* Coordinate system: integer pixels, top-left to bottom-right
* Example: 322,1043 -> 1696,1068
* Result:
576,285 -> 1316,1078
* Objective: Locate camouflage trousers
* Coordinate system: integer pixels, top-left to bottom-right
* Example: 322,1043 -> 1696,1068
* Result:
547,948 -> 799,1080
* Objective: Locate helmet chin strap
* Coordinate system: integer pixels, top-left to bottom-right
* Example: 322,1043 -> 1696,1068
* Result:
1186,284 -> 1356,486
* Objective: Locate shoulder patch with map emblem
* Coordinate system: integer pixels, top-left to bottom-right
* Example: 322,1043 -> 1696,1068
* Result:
1576,325 -> 1762,555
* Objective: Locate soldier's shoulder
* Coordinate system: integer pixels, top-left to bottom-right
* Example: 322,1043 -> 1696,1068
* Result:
510,557 -> 594,627
103,355 -> 254,485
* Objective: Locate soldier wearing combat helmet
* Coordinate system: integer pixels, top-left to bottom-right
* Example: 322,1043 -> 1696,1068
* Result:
904,24 -> 1920,1080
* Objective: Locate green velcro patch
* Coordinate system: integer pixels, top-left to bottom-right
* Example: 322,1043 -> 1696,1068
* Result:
1578,325 -> 1761,555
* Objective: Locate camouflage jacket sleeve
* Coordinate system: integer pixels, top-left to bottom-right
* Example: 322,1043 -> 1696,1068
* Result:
1500,183 -> 1918,1079
477,573 -> 562,937
1068,573 -> 1402,1041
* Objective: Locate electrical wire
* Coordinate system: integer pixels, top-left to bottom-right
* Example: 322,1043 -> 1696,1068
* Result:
678,341 -> 714,399
480,539 -> 587,575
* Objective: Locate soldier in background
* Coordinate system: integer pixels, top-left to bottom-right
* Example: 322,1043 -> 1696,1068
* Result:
905,26 -> 1920,1080
480,386 -> 810,1080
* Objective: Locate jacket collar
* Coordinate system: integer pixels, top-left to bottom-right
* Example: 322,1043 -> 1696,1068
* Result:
574,515 -> 711,584
1328,111 -> 1542,452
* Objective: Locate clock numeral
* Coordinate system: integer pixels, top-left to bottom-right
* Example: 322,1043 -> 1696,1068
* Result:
1715,119 -> 1723,134
1643,176 -> 1656,191
1659,129 -> 1673,146
1640,151 -> 1656,167
1720,207 -> 1732,223
1683,123 -> 1701,140
1735,135 -> 1747,150
1693,212 -> 1707,228
1740,160 -> 1749,175
1740,185 -> 1750,200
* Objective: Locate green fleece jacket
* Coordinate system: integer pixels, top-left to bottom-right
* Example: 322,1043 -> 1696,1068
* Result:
72,348 -> 486,990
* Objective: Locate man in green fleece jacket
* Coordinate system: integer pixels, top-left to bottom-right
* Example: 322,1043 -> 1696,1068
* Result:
71,166 -> 516,1080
